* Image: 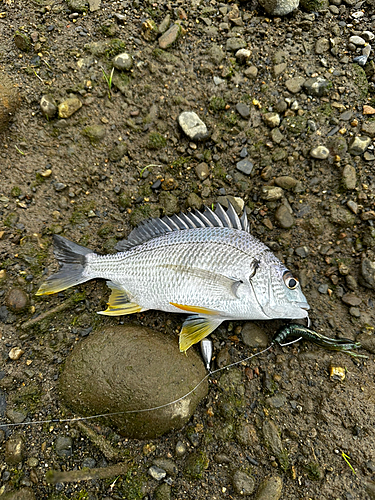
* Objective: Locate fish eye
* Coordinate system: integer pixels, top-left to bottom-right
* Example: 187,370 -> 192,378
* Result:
283,271 -> 299,289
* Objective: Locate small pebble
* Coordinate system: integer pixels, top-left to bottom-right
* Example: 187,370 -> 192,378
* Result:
338,262 -> 350,275
275,204 -> 294,229
295,246 -> 309,258
232,470 -> 255,496
362,31 -> 375,42
242,323 -> 268,348
214,453 -> 231,464
236,102 -> 250,119
188,432 -> 200,447
342,293 -> 361,306
236,159 -> 254,175
153,458 -> 178,476
349,306 -> 361,318
154,482 -> 171,500
6,288 -> 29,311
178,111 -> 208,141
240,147 -> 248,158
58,97 -> 82,119
274,176 -> 297,190
263,420 -> 283,456
28,457 -> 39,467
329,365 -> 345,381
254,475 -> 283,500
342,164 -> 356,190
82,457 -> 96,468
263,112 -> 280,128
303,76 -> 330,97
285,76 -> 305,93
235,48 -> 252,64
5,435 -> 25,465
349,136 -> 371,155
310,145 -> 329,159
175,441 -> 187,457
346,275 -> 357,290
40,94 -> 57,118
54,435 -> 73,458
349,36 -> 366,46
259,0 -> 298,15
113,52 -> 133,71
215,346 -> 231,368
148,465 -> 167,481
159,24 -> 180,49
353,55 -> 368,66
363,44 -> 371,58
244,66 -> 258,79
261,186 -> 283,201
195,162 -> 209,180
6,409 -> 27,423
9,347 -> 24,361
271,128 -> 284,144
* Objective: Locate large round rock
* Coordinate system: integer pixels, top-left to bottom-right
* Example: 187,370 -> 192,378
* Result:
60,326 -> 208,439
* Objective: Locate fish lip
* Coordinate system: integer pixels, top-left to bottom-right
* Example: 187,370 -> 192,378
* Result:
298,302 -> 310,311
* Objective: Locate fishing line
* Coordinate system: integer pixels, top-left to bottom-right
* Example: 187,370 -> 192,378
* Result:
276,337 -> 303,347
0,344 -> 274,429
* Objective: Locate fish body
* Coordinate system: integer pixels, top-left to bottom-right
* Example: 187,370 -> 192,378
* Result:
37,203 -> 309,351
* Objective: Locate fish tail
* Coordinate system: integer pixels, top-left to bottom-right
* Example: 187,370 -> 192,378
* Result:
36,235 -> 93,295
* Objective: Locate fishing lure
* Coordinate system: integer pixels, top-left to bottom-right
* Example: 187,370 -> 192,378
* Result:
274,323 -> 366,357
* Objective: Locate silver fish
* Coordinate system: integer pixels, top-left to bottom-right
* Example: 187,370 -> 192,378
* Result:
36,202 -> 309,351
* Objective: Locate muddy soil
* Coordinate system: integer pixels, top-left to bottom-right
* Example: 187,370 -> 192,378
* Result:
1,0 -> 375,499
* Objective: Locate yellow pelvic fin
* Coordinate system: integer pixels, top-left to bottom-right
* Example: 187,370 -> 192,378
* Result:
170,302 -> 218,315
179,315 -> 223,352
98,282 -> 144,316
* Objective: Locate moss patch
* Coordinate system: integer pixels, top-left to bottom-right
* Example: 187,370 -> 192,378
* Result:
353,64 -> 369,99
146,132 -> 167,149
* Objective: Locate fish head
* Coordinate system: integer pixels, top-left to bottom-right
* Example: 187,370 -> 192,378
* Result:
249,251 -> 310,320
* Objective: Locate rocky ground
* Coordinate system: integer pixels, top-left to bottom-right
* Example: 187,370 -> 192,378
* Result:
1,0 -> 375,498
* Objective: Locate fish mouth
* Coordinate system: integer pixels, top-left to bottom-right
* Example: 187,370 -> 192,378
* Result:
296,302 -> 310,311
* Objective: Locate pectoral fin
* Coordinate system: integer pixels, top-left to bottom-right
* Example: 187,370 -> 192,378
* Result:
179,315 -> 223,352
98,281 -> 146,316
162,264 -> 243,299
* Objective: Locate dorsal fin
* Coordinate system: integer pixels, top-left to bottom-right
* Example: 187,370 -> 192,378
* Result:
115,202 -> 250,251
226,201 -> 242,230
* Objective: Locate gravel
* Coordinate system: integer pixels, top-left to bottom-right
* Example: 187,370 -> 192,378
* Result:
1,0 -> 375,499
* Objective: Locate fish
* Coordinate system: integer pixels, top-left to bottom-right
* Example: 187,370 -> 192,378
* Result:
36,202 -> 310,352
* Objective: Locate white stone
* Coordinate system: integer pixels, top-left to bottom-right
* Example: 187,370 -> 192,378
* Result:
310,145 -> 330,159
362,31 -> 375,41
178,112 -> 208,141
235,48 -> 252,63
349,36 -> 366,46
113,53 -> 133,71
259,0 -> 299,16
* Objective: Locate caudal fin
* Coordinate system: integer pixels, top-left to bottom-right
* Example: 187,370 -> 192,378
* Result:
36,235 -> 93,295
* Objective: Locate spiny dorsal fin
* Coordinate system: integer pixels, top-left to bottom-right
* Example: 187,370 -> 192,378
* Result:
115,201 -> 250,251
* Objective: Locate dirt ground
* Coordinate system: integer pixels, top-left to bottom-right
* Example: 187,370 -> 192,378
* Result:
1,0 -> 375,499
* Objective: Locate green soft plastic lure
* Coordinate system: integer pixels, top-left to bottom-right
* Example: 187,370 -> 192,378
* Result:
274,323 -> 367,358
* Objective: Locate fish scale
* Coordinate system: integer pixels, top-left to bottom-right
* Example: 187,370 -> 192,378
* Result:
37,202 -> 309,351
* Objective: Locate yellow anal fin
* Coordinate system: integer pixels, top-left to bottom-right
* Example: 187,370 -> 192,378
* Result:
170,302 -> 218,316
179,315 -> 223,352
98,283 -> 144,316
98,302 -> 143,316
